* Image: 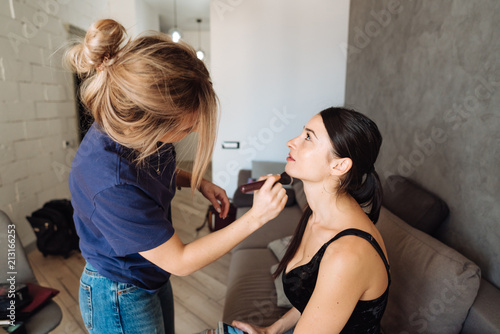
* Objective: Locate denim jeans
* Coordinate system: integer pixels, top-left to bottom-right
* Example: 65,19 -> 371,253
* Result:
79,262 -> 174,334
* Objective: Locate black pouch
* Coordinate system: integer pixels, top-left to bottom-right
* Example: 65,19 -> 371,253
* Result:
196,204 -> 237,232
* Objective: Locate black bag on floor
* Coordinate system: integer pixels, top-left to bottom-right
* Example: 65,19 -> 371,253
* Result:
26,199 -> 79,258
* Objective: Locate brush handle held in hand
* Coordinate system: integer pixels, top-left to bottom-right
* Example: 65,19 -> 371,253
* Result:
240,172 -> 293,193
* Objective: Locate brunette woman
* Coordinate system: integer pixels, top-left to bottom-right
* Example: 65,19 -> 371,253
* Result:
233,107 -> 389,334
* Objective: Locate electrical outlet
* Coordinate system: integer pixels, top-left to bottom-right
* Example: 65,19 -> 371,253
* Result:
222,141 -> 240,149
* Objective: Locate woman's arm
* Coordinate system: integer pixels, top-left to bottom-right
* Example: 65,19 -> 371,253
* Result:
232,307 -> 301,334
140,175 -> 288,276
175,168 -> 193,188
176,168 -> 230,217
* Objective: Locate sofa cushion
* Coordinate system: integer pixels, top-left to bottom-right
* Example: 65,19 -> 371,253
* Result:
268,235 -> 292,261
268,237 -> 293,308
232,169 -> 254,207
377,207 -> 481,334
233,206 -> 302,252
382,175 -> 449,235
270,264 -> 292,308
223,249 -> 289,326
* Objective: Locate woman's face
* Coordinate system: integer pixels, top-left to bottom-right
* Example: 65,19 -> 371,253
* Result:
285,114 -> 336,183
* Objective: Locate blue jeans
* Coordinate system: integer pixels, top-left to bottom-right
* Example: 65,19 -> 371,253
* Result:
79,262 -> 174,334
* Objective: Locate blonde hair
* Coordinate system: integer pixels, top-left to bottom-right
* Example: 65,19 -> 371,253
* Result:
64,19 -> 218,190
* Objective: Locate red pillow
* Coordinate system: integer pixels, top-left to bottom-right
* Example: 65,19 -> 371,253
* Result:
20,283 -> 59,315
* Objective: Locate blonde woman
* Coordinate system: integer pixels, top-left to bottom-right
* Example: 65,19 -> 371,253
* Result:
67,19 -> 288,334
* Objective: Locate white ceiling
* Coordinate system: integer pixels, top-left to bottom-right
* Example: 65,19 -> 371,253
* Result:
143,0 -> 211,32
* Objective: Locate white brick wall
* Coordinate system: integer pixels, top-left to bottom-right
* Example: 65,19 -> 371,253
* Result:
0,0 -> 112,247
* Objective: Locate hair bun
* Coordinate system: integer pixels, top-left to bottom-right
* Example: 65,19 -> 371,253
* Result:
65,19 -> 128,74
84,19 -> 127,67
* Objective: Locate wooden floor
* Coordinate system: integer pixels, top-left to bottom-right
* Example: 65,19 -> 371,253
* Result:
28,178 -> 229,334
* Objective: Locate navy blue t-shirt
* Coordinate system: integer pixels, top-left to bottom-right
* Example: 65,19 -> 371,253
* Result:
69,124 -> 176,291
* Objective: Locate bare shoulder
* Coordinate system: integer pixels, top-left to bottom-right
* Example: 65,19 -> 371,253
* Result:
322,235 -> 374,267
320,232 -> 387,279
319,229 -> 389,300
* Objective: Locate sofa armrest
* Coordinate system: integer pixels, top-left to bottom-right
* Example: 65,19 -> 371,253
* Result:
232,169 -> 296,208
223,248 -> 289,326
461,278 -> 500,334
233,169 -> 253,207
233,206 -> 301,252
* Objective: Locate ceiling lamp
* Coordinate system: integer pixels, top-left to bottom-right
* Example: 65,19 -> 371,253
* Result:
196,18 -> 205,60
168,0 -> 181,42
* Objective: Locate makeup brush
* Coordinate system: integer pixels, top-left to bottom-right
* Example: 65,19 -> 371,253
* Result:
240,172 -> 293,193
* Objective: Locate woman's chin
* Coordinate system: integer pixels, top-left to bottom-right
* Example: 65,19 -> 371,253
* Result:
284,164 -> 297,178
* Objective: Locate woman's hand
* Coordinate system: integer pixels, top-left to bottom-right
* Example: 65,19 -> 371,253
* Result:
248,174 -> 288,226
199,180 -> 230,218
231,320 -> 275,334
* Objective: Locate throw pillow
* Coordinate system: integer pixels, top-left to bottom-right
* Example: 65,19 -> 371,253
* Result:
382,175 -> 449,235
377,207 -> 481,334
271,264 -> 292,309
268,235 -> 292,261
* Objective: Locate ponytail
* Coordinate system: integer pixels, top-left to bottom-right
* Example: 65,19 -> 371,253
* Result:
320,107 -> 383,224
349,169 -> 383,223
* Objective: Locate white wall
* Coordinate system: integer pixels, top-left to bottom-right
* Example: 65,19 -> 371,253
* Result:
106,0 -> 136,32
173,29 -> 211,162
106,0 -> 160,36
135,0 -> 160,34
210,0 -> 350,196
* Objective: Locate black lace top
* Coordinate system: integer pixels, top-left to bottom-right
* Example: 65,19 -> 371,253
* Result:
282,228 -> 390,334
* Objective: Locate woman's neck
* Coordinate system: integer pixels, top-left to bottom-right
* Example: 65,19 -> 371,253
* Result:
302,180 -> 358,229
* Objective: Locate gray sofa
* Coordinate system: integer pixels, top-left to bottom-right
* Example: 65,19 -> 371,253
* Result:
222,165 -> 500,334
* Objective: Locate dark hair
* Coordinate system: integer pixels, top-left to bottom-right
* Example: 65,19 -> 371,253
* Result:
273,107 -> 383,279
